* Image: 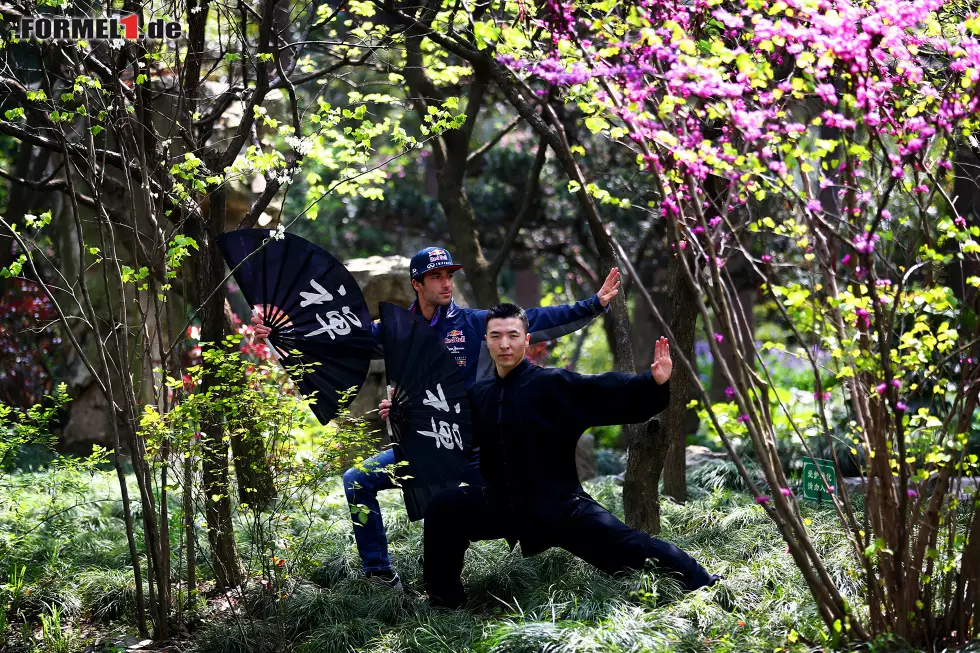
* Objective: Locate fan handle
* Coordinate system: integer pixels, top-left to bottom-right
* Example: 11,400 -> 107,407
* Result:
385,384 -> 395,441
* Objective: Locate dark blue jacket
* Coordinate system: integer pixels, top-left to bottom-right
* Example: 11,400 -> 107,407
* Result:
370,295 -> 607,389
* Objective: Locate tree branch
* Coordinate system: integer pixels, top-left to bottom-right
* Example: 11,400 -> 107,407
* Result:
490,135 -> 548,279
219,0 -> 282,170
466,113 -> 522,173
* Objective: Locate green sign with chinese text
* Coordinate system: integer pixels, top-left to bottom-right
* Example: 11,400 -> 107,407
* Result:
801,457 -> 837,503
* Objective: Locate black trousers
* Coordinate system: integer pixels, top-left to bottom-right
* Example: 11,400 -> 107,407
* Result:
423,485 -> 716,607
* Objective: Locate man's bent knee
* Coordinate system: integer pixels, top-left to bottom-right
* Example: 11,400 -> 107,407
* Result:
343,465 -> 376,499
423,489 -> 460,523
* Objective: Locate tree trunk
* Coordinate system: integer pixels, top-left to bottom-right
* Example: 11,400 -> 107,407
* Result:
183,453 -> 197,609
436,182 -> 500,307
709,287 -> 757,402
512,255 -> 541,308
401,18 -> 499,308
624,252 -> 697,532
662,435 -> 688,503
630,258 -> 697,503
191,186 -> 242,590
948,146 -> 980,640
230,419 -> 276,511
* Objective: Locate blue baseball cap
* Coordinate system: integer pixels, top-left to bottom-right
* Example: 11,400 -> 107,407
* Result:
410,247 -> 463,281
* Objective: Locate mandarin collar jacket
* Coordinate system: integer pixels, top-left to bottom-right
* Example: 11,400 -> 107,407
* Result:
465,359 -> 671,555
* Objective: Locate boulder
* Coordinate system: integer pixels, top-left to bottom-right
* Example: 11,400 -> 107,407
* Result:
61,379 -> 115,455
343,255 -> 413,441
841,475 -> 978,500
685,445 -> 728,469
576,433 -> 597,481
608,445 -> 728,486
346,255 -> 415,319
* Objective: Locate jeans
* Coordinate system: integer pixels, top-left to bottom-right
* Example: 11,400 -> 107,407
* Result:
343,448 -> 485,574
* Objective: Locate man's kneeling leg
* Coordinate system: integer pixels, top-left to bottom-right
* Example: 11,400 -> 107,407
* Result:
422,486 -> 505,608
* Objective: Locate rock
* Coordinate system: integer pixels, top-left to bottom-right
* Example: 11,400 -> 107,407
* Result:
347,359 -> 389,443
685,445 -> 727,469
60,380 -> 113,454
343,255 -> 416,440
346,255 -> 415,319
595,446 -> 726,488
841,476 -> 978,500
83,636 -> 155,652
576,433 -> 597,481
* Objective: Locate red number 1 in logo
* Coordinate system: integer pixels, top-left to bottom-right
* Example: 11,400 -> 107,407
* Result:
120,14 -> 137,39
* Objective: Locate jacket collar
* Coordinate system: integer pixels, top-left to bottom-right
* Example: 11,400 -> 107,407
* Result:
493,358 -> 530,383
409,298 -> 460,326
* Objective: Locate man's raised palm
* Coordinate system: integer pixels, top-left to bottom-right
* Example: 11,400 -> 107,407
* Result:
597,267 -> 622,308
651,336 -> 672,385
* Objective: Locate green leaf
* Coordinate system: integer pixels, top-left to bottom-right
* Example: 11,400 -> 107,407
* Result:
585,115 -> 610,134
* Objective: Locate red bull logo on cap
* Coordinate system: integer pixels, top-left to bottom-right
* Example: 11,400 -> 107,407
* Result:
428,248 -> 450,263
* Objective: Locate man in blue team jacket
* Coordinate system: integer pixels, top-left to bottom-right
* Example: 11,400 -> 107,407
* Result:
419,303 -> 717,608
255,247 -> 622,588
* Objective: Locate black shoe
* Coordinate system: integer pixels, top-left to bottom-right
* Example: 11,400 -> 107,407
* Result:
426,593 -> 465,610
366,569 -> 404,591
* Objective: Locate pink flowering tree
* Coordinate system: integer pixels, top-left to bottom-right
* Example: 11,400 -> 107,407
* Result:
487,0 -> 980,644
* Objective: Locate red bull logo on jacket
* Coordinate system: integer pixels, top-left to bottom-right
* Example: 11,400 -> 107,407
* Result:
445,329 -> 465,345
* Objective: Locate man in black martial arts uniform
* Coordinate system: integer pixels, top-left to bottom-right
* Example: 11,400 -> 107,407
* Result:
421,303 -> 718,608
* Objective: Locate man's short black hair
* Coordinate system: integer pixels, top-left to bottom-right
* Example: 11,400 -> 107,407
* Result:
485,303 -> 529,334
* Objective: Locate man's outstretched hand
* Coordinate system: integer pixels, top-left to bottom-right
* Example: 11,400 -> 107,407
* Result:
597,267 -> 622,308
651,336 -> 672,385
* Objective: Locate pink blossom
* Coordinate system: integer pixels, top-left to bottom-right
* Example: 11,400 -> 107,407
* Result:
780,488 -> 792,496
714,332 -> 724,343
855,308 -> 870,329
907,488 -> 918,498
761,254 -> 773,263
854,232 -> 880,254
841,255 -> 851,265
896,401 -> 907,412
725,386 -> 735,398
876,383 -> 887,394
756,496 -> 770,505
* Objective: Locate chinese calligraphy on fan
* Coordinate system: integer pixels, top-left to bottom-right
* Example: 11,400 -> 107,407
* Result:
419,383 -> 463,450
300,279 -> 363,340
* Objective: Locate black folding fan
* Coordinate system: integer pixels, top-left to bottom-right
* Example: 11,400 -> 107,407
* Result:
380,301 -> 473,520
217,229 -> 374,424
